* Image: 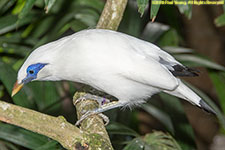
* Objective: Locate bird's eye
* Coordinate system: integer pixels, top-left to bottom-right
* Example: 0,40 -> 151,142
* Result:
29,70 -> 34,74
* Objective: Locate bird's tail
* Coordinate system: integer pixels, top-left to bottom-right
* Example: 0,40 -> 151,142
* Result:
164,79 -> 216,114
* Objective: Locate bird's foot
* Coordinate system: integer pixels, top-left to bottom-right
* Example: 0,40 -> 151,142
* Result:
74,93 -> 111,126
75,111 -> 109,126
74,93 -> 110,106
75,100 -> 124,126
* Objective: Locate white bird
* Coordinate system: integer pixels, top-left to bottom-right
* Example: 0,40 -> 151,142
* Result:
12,29 -> 215,122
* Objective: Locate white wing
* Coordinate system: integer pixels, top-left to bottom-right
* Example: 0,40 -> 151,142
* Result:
123,33 -> 198,77
121,56 -> 179,91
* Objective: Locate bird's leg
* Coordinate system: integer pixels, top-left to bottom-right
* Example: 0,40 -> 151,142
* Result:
75,94 -> 126,126
74,93 -> 110,106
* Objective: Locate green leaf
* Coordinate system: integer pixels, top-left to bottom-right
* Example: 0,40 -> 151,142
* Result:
30,16 -> 55,38
0,59 -> 35,108
0,15 -> 18,35
28,82 -> 61,114
158,29 -> 179,47
119,0 -> 143,37
144,131 -> 182,150
209,72 -> 225,112
0,0 -> 15,14
44,0 -> 56,13
0,0 -> 16,15
0,140 -> 19,150
163,46 -> 194,54
0,0 -> 10,10
184,81 -> 225,130
0,32 -> 37,46
0,85 -> 4,98
34,11 -> 77,46
107,122 -> 139,137
12,0 -> 26,14
215,13 -> 225,27
70,20 -> 88,32
142,22 -> 169,43
74,9 -> 99,27
123,131 -> 181,150
142,104 -> 174,133
223,2 -> 225,12
0,12 -> 39,35
137,0 -> 149,16
176,0 -> 192,19
35,140 -> 60,150
0,123 -> 52,149
123,137 -> 146,150
75,0 -> 104,11
0,42 -> 31,55
159,93 -> 196,150
150,0 -> 161,19
18,0 -> 36,20
174,54 -> 225,71
21,23 -> 34,38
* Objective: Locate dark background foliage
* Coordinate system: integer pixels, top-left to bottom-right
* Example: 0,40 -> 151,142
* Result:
0,0 -> 225,149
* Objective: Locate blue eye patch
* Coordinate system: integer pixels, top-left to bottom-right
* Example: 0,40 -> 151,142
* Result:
22,63 -> 48,84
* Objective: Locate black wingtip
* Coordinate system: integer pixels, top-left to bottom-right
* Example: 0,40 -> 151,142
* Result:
171,65 -> 199,77
199,99 -> 217,115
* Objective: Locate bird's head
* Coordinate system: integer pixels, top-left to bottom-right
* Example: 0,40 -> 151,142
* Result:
11,62 -> 49,97
11,44 -> 58,97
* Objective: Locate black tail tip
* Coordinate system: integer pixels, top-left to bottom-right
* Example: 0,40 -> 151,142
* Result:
199,100 -> 217,115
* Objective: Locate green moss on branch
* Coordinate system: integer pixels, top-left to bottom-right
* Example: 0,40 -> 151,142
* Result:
73,92 -> 113,149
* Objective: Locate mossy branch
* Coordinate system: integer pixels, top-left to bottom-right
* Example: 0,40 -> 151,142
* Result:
0,100 -> 83,150
0,96 -> 113,150
73,92 -> 113,150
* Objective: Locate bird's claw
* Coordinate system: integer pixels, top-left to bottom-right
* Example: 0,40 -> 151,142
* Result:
74,93 -> 110,106
74,94 -> 87,105
75,111 -> 109,126
74,93 -> 114,126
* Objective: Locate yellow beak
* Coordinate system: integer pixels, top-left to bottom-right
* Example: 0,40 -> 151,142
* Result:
11,81 -> 24,97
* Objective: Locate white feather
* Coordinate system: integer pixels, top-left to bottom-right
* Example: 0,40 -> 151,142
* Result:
18,29 -> 203,108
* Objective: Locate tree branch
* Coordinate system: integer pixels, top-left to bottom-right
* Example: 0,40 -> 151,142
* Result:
97,0 -> 128,30
0,100 -> 83,150
73,92 -> 113,150
0,95 -> 114,150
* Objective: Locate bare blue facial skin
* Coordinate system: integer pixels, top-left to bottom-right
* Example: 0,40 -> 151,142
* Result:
22,63 -> 48,84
